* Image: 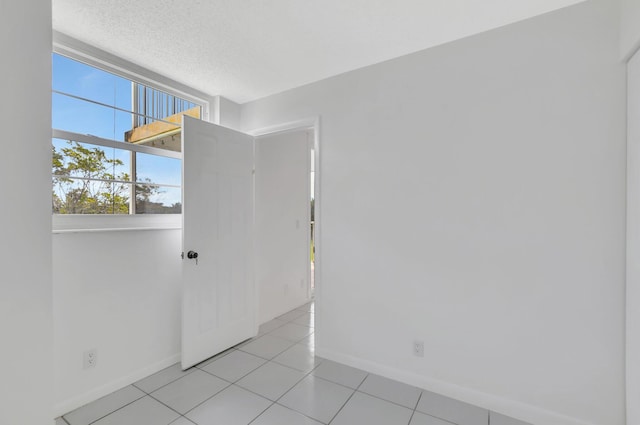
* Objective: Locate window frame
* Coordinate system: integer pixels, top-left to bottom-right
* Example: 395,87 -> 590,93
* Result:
52,32 -> 211,233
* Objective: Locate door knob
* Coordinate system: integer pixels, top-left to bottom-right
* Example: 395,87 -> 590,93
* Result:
187,251 -> 198,259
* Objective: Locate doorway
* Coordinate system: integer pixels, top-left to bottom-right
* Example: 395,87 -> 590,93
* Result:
253,122 -> 319,325
310,145 -> 316,297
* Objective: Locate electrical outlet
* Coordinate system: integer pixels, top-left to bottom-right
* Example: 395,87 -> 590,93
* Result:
413,340 -> 424,357
83,349 -> 97,369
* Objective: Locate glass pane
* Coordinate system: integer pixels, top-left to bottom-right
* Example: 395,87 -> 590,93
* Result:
53,53 -> 132,111
136,185 -> 181,214
53,92 -> 119,140
52,178 -> 132,214
52,138 -> 131,181
133,83 -> 200,124
136,153 -> 181,186
52,53 -> 198,215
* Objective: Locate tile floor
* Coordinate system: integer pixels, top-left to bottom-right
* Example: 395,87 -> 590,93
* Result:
57,302 -> 530,425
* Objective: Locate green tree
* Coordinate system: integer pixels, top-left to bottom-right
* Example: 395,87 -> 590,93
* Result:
53,141 -> 180,214
52,141 -> 130,214
135,178 -> 181,213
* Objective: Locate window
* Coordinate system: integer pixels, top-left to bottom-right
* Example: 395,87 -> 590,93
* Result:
52,53 -> 203,218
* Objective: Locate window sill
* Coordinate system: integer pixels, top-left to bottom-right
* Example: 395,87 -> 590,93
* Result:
52,214 -> 182,233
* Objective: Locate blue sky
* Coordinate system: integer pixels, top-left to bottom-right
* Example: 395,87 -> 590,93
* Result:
52,53 -> 182,206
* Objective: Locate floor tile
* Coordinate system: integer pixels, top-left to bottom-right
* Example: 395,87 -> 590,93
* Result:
292,312 -> 314,328
201,349 -> 266,382
490,411 -> 532,425
63,385 -> 145,425
410,411 -> 454,425
150,369 -> 229,414
296,302 -> 315,313
277,309 -> 308,322
295,302 -> 313,312
417,390 -> 488,425
238,334 -> 295,359
278,375 -> 354,424
194,347 -> 235,368
331,392 -> 413,425
258,318 -> 287,335
311,359 -> 368,389
273,343 -> 323,372
185,385 -> 271,425
252,403 -> 323,425
60,302 -> 499,425
169,418 -> 197,425
359,374 -> 422,409
134,363 -> 195,393
297,333 -> 315,349
92,396 -> 180,425
234,337 -> 254,349
269,323 -> 313,342
236,361 -> 306,401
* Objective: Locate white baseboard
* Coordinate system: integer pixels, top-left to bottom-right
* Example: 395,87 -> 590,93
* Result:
315,348 -> 597,425
53,353 -> 181,418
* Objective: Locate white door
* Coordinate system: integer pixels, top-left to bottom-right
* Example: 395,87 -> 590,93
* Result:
181,116 -> 257,369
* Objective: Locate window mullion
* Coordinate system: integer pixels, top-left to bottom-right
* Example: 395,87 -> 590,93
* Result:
52,129 -> 182,160
130,151 -> 137,215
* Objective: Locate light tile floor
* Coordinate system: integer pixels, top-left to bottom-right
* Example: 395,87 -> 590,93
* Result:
57,302 -> 530,425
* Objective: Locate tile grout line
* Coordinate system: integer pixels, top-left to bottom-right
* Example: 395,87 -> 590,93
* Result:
266,355 -> 334,424
65,303 -> 316,425
133,367 -> 198,396
270,402 -> 327,424
74,390 -> 146,425
151,377 -> 234,420
184,316 -> 318,418
132,346 -> 236,398
200,324 -> 330,424
198,355 -> 267,384
407,391 -> 424,425
243,399 -> 276,425
355,387 -> 422,412
324,370 -> 371,424
308,371 -> 366,392
236,332 -> 308,362
325,386 -> 357,424
146,390 -> 212,423
167,416 -> 194,425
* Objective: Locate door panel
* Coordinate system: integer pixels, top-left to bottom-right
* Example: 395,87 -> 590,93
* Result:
181,116 -> 256,369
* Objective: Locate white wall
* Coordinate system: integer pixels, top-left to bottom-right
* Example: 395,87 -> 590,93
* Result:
213,96 -> 242,130
621,0 -> 640,59
50,32 -> 215,415
53,230 -> 182,415
0,1 -> 53,424
627,50 -> 640,425
255,130 -> 311,323
241,1 -> 625,424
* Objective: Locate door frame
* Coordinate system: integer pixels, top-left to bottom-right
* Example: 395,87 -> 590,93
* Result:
249,116 -> 321,306
627,50 -> 640,425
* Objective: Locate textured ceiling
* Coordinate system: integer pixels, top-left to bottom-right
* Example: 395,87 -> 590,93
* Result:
52,0 -> 585,104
